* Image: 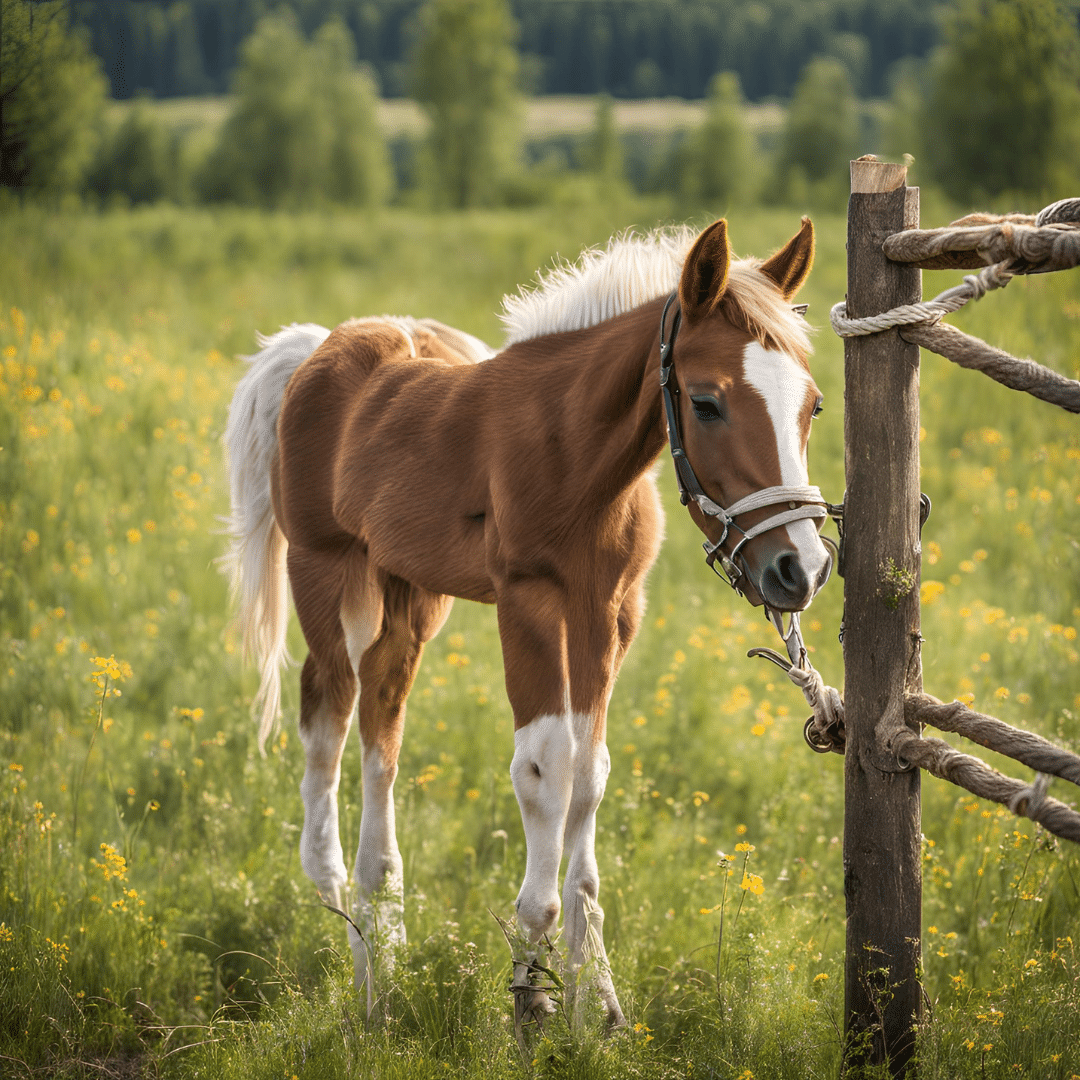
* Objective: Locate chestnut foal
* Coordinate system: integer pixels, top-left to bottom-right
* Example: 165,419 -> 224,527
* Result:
224,218 -> 831,1034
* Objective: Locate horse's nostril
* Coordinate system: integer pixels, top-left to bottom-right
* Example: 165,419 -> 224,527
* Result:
761,551 -> 810,608
776,552 -> 805,591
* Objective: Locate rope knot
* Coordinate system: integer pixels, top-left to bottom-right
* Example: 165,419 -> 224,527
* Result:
963,261 -> 1014,302
1007,771 -> 1052,819
747,613 -> 845,755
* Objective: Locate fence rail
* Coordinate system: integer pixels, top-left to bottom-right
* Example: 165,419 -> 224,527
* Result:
898,321 -> 1080,412
786,159 -> 1080,1077
905,693 -> 1080,788
889,731 -> 1080,843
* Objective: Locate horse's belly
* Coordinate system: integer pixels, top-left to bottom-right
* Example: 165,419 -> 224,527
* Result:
365,513 -> 496,604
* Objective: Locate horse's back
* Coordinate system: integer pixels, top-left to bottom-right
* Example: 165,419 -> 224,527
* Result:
274,317 -> 486,559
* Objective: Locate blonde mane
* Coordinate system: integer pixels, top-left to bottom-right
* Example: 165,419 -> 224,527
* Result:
500,226 -> 813,359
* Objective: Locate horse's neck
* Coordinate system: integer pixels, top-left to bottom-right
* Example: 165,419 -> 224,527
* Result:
509,299 -> 668,505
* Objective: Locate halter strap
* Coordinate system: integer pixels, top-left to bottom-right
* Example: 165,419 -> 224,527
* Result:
658,290 -> 826,592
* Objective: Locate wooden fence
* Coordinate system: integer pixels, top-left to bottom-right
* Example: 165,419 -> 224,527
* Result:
827,159 -> 1080,1075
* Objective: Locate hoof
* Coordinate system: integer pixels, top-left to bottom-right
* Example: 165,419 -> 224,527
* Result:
513,984 -> 557,1055
603,1007 -> 627,1036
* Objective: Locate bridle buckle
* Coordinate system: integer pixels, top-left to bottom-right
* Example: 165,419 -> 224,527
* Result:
704,541 -> 744,592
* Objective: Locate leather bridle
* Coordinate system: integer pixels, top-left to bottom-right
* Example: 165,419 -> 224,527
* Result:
658,290 -> 829,595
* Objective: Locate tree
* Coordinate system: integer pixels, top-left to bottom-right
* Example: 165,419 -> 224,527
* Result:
680,71 -> 752,207
198,11 -> 323,207
586,94 -> 624,186
89,97 -> 175,204
411,0 -> 521,209
311,18 -> 391,207
199,11 -> 388,209
772,57 -> 858,204
922,0 -> 1080,202
882,56 -> 925,165
1,0 -> 107,193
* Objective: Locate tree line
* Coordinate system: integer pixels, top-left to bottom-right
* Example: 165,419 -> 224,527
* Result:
4,0 -> 1079,211
72,0 -> 943,102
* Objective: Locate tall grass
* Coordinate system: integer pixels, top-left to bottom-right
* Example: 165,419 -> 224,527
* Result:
1,197 -> 1078,1078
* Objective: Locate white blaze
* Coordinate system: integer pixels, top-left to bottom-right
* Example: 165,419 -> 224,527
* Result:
741,340 -> 812,486
741,341 -> 830,589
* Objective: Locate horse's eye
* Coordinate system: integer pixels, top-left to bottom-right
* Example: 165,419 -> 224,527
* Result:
812,397 -> 824,418
691,395 -> 725,423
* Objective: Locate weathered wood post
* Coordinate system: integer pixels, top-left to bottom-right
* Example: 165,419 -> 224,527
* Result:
842,159 -> 924,1075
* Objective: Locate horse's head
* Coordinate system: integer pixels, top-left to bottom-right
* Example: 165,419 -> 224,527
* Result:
663,217 -> 832,613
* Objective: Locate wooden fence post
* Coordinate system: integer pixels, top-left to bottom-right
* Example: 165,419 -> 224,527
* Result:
842,159 -> 924,1075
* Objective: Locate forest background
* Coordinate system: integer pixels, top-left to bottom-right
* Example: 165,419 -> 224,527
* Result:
3,1 -> 1080,1078
4,0 -> 1080,211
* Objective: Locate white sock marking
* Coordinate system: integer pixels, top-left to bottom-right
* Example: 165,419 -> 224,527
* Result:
298,714 -> 351,909
351,744 -> 405,996
510,714 -> 578,938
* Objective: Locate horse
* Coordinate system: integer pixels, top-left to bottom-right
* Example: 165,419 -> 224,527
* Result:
222,216 -> 831,1036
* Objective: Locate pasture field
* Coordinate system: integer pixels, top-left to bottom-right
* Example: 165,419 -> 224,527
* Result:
113,94 -> 785,139
1,194 -> 1079,1079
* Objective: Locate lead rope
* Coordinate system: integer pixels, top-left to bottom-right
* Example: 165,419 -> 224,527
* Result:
748,612 -> 846,754
749,496 -> 927,754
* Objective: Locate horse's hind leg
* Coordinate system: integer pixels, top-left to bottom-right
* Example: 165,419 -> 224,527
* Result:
351,574 -> 452,1005
288,546 -> 380,922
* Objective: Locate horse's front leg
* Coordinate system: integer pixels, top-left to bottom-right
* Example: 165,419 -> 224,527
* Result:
509,713 -> 576,1034
497,580 -> 578,1039
558,587 -> 642,1033
560,729 -> 624,1031
498,578 -> 633,1037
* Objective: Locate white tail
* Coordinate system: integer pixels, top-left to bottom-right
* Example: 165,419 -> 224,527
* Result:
222,323 -> 331,752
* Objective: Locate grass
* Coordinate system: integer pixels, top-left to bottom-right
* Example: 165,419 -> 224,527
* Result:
0,193 -> 1078,1078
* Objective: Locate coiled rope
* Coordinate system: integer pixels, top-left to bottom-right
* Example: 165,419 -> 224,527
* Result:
829,196 -> 1080,413
750,195 -> 1080,839
830,259 -> 1014,338
747,617 -> 1080,841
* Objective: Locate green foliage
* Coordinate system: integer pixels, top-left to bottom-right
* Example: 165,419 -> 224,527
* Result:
772,57 -> 859,208
198,11 -> 389,209
679,72 -> 753,209
824,30 -> 872,97
312,19 -> 392,207
586,94 -> 624,185
412,0 -> 521,208
0,0 -> 108,194
71,0 -> 946,104
882,57 -> 925,164
89,98 -> 178,205
921,0 -> 1080,203
0,200 -> 1078,1076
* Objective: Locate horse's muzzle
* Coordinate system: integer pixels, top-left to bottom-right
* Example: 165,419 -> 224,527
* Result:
755,541 -> 834,612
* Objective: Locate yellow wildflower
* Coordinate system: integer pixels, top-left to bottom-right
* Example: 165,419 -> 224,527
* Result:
740,872 -> 764,895
920,581 -> 945,605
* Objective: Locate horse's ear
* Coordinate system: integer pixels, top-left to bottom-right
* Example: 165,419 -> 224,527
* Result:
679,219 -> 730,324
759,216 -> 815,299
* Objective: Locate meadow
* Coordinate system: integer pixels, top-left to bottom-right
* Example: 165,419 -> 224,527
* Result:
1,190 -> 1078,1079
128,94 -> 778,139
